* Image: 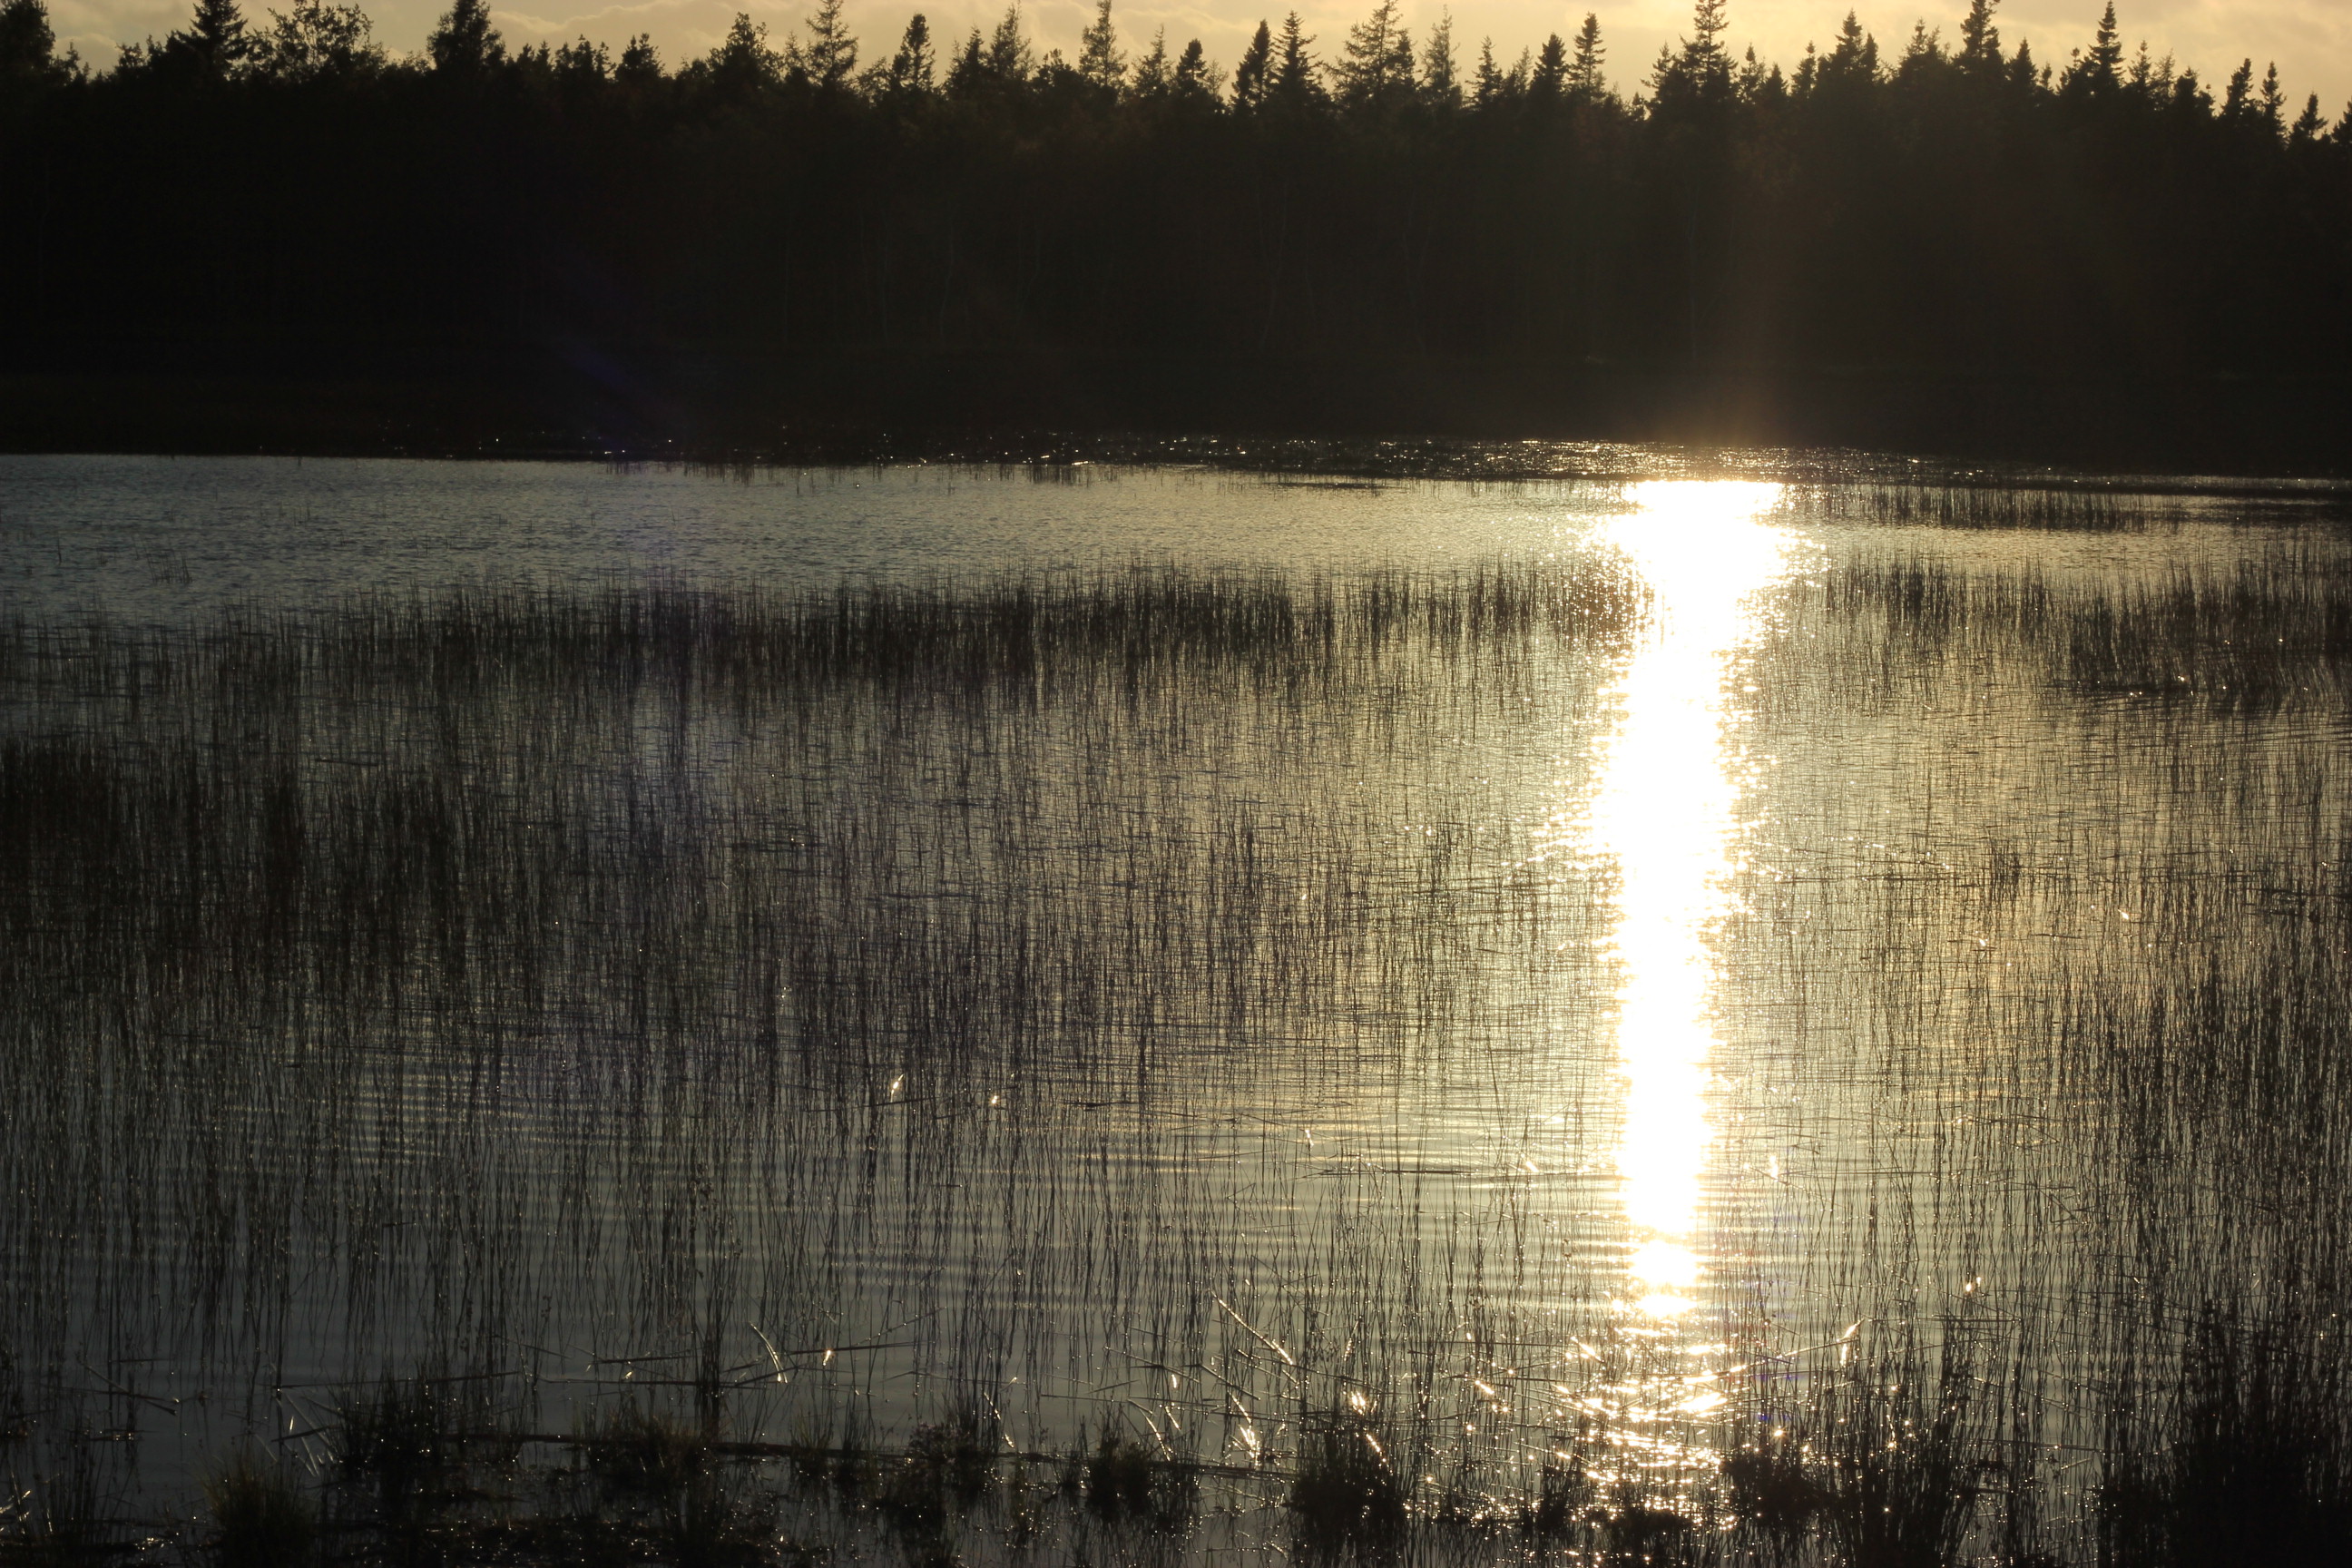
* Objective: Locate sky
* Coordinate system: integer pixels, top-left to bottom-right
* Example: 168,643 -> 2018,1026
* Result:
52,0 -> 2352,122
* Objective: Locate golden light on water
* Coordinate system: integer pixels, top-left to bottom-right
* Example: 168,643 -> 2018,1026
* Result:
1586,482 -> 1793,1310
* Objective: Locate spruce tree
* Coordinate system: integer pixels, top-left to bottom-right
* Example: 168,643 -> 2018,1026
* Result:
799,0 -> 856,90
884,14 -> 934,93
1230,19 -> 1269,108
1957,0 -> 1998,73
1529,33 -> 1564,101
1130,26 -> 1168,96
1420,10 -> 1456,107
164,0 -> 252,78
984,5 -> 1031,83
1566,14 -> 1603,99
1076,0 -> 1122,91
1171,38 -> 1215,102
1270,11 -> 1318,107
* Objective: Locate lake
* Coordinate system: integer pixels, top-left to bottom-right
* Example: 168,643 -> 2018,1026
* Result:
3,454 -> 2348,1565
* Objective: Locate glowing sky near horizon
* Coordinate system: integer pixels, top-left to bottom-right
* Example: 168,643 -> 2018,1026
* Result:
51,0 -> 2352,121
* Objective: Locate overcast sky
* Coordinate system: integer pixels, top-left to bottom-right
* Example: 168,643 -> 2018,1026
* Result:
52,0 -> 2352,122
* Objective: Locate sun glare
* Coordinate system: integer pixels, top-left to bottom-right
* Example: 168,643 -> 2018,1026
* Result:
1588,481 -> 1792,1298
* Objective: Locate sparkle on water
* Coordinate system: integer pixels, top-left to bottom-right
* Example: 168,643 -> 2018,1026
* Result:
1585,482 -> 1794,1316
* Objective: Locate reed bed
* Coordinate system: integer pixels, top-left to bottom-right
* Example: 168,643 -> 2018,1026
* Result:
5,523 -> 2351,1567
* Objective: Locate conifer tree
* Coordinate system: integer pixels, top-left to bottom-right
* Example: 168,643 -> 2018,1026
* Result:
1420,10 -> 1457,106
2063,1 -> 2121,96
985,5 -> 1032,82
1529,33 -> 1564,101
2258,62 -> 2284,135
704,13 -> 780,91
797,0 -> 857,90
1957,0 -> 1998,73
1076,0 -> 1122,91
614,32 -> 659,87
2288,93 -> 2326,144
1230,18 -> 1269,107
427,0 -> 504,76
880,14 -> 934,93
1270,11 -> 1318,106
1472,35 -> 1502,104
1335,0 -> 1411,110
1566,13 -> 1603,99
0,0 -> 70,91
164,0 -> 252,78
1130,26 -> 1168,95
2222,57 -> 2253,121
1171,37 -> 1215,101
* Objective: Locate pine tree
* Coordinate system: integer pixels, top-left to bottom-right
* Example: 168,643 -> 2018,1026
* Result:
1076,0 -> 1122,91
1566,14 -> 1603,99
427,0 -> 504,76
1230,18 -> 1269,108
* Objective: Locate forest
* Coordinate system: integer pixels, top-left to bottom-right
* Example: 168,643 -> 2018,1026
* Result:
3,0 -> 2349,451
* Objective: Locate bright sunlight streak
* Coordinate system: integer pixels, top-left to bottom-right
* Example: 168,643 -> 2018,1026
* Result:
1587,481 -> 1792,1306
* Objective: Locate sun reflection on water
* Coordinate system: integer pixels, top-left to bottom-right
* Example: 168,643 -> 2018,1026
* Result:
1589,481 -> 1790,1307
1532,481 -> 1795,1495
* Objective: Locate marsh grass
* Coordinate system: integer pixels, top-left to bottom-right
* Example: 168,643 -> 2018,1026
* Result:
201,1450 -> 317,1568
5,524 -> 2352,1568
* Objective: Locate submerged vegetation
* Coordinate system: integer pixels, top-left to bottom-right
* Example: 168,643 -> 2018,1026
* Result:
5,493 -> 2352,1563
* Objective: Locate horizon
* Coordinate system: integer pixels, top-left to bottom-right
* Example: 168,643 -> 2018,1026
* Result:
44,0 -> 2352,116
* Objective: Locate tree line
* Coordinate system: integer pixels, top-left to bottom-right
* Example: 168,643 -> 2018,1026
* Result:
3,0 -> 2348,389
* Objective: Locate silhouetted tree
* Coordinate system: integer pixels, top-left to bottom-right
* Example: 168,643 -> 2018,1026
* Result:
1333,0 -> 1412,113
1956,0 -> 1998,73
1566,14 -> 1604,100
161,0 -> 252,80
798,0 -> 857,92
1270,12 -> 1319,108
1230,19 -> 1269,109
1171,37 -> 1214,103
1076,0 -> 1120,91
1420,11 -> 1456,108
872,14 -> 932,95
1529,33 -> 1564,102
253,0 -> 382,81
1129,26 -> 1167,96
426,0 -> 502,77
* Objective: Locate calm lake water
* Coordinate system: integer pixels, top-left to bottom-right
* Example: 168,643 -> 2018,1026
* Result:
4,455 -> 2348,1564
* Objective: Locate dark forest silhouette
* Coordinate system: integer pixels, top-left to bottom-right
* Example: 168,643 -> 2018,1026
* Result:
3,0 -> 2350,456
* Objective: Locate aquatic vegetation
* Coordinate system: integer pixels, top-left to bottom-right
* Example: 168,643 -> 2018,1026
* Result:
3,498 -> 2351,1568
